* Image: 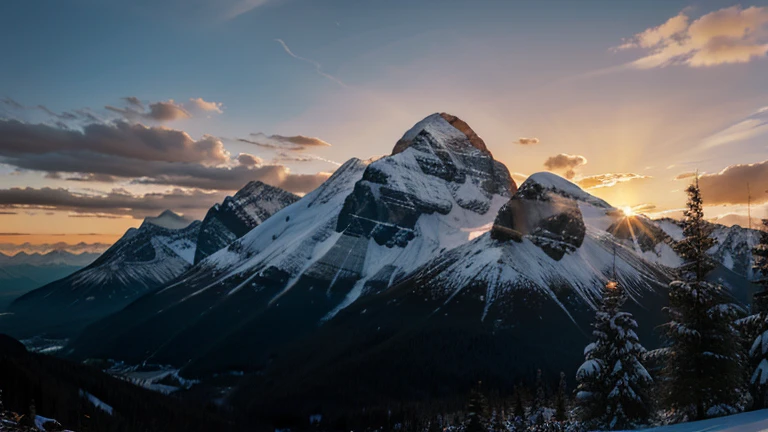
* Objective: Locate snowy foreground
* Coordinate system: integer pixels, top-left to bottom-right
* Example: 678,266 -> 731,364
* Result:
615,409 -> 768,432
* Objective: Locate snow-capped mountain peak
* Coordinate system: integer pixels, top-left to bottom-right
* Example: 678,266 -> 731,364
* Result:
392,112 -> 491,156
142,210 -> 193,230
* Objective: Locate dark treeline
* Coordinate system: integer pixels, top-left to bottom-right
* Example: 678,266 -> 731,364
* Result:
0,334 -> 236,432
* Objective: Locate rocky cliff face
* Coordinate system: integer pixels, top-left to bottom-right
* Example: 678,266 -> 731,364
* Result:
492,174 -> 586,260
194,181 -> 298,264
338,112 -> 514,247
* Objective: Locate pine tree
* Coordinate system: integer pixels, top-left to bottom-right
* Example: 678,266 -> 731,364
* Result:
675,178 -> 716,281
749,219 -> 768,408
555,372 -> 567,422
662,177 -> 746,421
576,280 -> 652,429
465,382 -> 488,432
513,386 -> 526,422
529,369 -> 547,425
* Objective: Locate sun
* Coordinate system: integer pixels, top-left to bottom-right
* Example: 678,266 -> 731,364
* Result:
622,206 -> 635,217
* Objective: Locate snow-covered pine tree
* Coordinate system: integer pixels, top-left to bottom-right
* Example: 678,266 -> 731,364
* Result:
662,177 -> 746,421
576,280 -> 652,429
675,178 -> 716,280
748,219 -> 768,408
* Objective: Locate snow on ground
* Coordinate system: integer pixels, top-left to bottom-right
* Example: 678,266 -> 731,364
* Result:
614,409 -> 768,432
79,389 -> 114,415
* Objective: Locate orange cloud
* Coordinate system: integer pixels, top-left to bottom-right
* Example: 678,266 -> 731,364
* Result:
618,6 -> 768,68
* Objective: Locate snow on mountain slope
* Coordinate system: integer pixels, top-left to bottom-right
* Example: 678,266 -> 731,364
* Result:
193,181 -> 298,263
6,212 -> 201,337
67,113 -> 516,373
425,173 -> 671,315
202,112 -> 514,308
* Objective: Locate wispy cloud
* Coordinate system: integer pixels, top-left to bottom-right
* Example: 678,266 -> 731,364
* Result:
700,105 -> 768,149
221,0 -> 271,21
617,6 -> 768,69
274,39 -> 347,88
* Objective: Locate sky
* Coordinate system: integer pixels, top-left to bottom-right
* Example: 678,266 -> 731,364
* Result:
1,0 -> 768,254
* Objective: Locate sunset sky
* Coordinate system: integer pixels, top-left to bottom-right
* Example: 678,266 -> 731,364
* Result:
1,0 -> 768,253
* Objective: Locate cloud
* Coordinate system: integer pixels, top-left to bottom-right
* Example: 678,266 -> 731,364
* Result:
107,99 -> 191,122
222,0 -> 270,20
618,6 -> 768,68
0,119 -> 230,165
674,171 -> 698,180
630,203 -> 657,214
273,151 -> 342,166
187,97 -> 224,113
0,187 -> 229,219
0,119 -> 334,194
511,172 -> 529,185
515,137 -> 540,145
577,173 -> 651,189
240,132 -> 333,150
695,159 -> 768,205
236,153 -> 263,166
275,39 -> 347,87
543,153 -> 588,179
123,96 -> 144,109
700,106 -> 768,149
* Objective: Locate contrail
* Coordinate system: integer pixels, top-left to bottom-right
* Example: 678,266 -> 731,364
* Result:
274,39 -> 348,88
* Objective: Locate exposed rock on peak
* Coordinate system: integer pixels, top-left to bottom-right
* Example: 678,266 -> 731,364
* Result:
492,173 -> 586,260
194,181 -> 298,263
392,112 -> 490,156
339,113 -> 514,247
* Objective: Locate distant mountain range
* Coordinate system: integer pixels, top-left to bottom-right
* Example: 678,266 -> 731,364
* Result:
2,183 -> 297,337
0,250 -> 100,311
2,113 -> 763,424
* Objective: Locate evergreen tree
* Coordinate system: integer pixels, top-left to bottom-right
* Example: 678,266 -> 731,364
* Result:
675,179 -> 716,280
529,369 -> 547,425
576,280 -> 652,429
555,372 -> 567,422
662,177 -> 746,421
513,386 -> 526,422
749,219 -> 768,408
465,382 -> 488,432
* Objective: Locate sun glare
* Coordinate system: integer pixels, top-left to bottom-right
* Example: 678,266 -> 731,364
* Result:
622,206 -> 635,217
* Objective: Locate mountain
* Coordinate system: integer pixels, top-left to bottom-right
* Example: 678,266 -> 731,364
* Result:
65,113 -> 761,425
0,250 -> 99,311
0,250 -> 99,267
194,181 -> 299,264
143,209 -> 195,230
68,112 -> 515,373
3,212 -> 201,337
225,172 -> 677,422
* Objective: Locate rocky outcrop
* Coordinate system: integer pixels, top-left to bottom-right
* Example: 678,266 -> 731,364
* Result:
492,173 -> 586,260
194,182 -> 298,263
338,113 -> 514,247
